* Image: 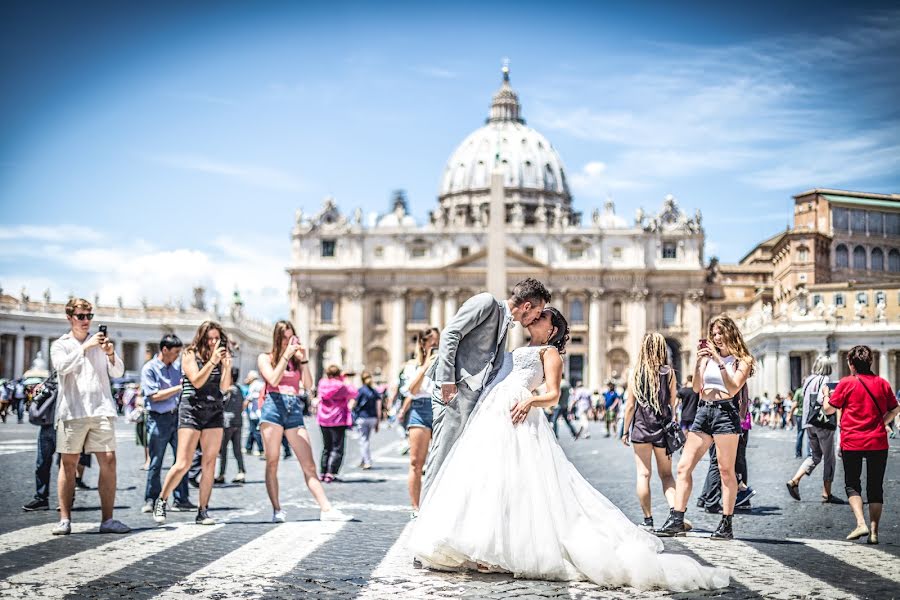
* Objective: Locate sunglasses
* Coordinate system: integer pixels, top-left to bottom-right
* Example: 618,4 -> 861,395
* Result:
72,313 -> 94,321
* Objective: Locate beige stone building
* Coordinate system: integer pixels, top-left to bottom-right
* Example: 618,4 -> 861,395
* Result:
288,69 -> 708,390
707,188 -> 900,398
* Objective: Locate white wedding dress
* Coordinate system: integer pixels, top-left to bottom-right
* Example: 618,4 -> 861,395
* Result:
408,346 -> 729,591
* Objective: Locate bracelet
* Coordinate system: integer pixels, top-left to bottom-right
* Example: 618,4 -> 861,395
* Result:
718,364 -> 726,370
300,360 -> 309,365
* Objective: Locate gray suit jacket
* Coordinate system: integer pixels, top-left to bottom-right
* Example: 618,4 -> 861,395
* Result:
429,292 -> 508,395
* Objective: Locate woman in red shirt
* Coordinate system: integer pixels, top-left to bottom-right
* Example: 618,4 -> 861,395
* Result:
824,345 -> 900,544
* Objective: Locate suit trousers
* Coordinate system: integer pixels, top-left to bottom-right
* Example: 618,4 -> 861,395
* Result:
421,383 -> 480,502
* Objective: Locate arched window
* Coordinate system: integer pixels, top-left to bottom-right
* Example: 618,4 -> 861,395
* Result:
570,299 -> 584,324
543,164 -> 557,191
871,248 -> 884,271
411,298 -> 427,322
853,245 -> 867,270
835,244 -> 849,268
797,246 -> 809,263
889,249 -> 900,273
321,299 -> 335,323
662,301 -> 678,328
612,301 -> 623,325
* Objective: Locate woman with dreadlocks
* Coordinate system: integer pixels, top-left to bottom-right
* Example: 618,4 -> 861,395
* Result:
622,333 -> 680,530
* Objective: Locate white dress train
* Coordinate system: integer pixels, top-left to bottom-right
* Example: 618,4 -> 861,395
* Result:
408,346 -> 729,592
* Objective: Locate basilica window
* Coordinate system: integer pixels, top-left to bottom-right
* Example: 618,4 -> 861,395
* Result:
662,242 -> 677,259
372,300 -> 384,326
851,210 -> 866,234
889,249 -> 900,272
662,301 -> 678,328
812,294 -> 822,307
871,248 -> 884,271
796,246 -> 809,263
857,292 -> 868,306
832,208 -> 849,234
612,247 -> 623,259
374,246 -> 384,258
835,244 -> 849,268
321,299 -> 335,323
568,246 -> 584,260
460,246 -> 470,258
570,299 -> 584,324
321,240 -> 336,258
875,291 -> 886,306
543,164 -> 557,191
524,246 -> 535,258
611,301 -> 623,326
853,245 -> 867,270
868,211 -> 884,236
411,298 -> 427,323
409,238 -> 429,259
886,213 -> 900,237
835,293 -> 845,307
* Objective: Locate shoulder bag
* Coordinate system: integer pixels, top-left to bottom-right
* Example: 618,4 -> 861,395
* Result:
806,375 -> 837,430
660,373 -> 685,455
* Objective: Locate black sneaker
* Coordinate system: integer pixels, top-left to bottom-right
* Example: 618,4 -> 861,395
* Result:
734,501 -> 752,512
172,500 -> 198,511
654,511 -> 687,537
74,479 -> 91,491
704,503 -> 723,514
23,498 -> 50,511
641,516 -> 654,530
196,508 -> 216,525
153,498 -> 167,524
735,487 -> 756,506
710,515 -> 734,540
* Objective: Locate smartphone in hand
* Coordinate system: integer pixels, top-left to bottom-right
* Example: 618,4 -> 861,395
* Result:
698,339 -> 708,349
290,336 -> 300,346
99,325 -> 108,335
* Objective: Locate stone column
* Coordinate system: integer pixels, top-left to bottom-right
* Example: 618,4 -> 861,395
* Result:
763,351 -> 777,399
13,335 -> 24,377
343,287 -> 365,373
588,289 -> 605,391
486,169 -> 507,298
878,349 -> 889,379
627,289 -> 648,367
294,287 -> 313,348
683,290 -> 704,361
430,292 -> 443,329
443,288 -> 459,324
390,287 -> 408,378
776,352 -> 790,396
40,337 -> 50,365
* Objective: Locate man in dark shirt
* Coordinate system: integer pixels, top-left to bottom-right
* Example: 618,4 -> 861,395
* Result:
677,375 -> 700,431
550,377 -> 578,439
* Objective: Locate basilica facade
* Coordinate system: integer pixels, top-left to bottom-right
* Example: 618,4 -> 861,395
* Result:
287,69 -> 708,390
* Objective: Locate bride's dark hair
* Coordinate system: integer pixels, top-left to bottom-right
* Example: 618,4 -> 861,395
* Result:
543,307 -> 570,355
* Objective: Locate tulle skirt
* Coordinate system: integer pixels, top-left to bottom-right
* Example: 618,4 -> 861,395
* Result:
408,382 -> 729,591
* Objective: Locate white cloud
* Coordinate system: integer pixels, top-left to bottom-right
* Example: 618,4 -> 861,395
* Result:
569,160 -> 647,194
0,224 -> 103,243
1,225 -> 287,321
150,154 -> 305,193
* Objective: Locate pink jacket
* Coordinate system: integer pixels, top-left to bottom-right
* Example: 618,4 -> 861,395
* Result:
316,377 -> 357,427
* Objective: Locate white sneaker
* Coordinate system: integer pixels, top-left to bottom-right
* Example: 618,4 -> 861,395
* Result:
320,508 -> 354,522
141,501 -> 153,514
99,519 -> 131,534
51,520 -> 71,536
273,510 -> 287,523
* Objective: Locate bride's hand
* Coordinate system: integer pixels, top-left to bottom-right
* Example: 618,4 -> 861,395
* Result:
510,398 -> 532,425
621,433 -> 630,447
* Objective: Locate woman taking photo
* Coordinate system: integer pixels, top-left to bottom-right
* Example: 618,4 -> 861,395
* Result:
397,327 -> 439,517
154,321 -> 231,526
822,345 -> 899,544
316,365 -> 357,482
621,332 -> 678,530
258,321 -> 352,523
655,314 -> 753,541
786,356 -> 839,503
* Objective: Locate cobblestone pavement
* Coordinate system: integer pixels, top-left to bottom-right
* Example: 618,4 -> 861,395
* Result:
1,418 -> 898,599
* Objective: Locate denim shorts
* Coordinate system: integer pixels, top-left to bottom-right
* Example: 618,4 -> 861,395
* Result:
690,400 -> 742,436
260,392 -> 305,430
407,397 -> 433,430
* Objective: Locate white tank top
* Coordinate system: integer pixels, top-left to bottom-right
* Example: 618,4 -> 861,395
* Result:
702,355 -> 736,394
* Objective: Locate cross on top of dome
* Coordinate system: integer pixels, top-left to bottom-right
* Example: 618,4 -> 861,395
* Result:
487,61 -> 524,125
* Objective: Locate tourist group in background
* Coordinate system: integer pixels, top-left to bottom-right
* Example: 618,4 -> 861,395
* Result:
12,294 -> 900,549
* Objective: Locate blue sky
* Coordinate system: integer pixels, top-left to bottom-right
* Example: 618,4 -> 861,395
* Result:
2,1 -> 899,320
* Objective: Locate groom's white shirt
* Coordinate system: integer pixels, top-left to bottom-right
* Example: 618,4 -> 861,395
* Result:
459,300 -> 512,392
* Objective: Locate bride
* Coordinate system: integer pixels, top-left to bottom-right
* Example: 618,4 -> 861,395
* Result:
408,307 -> 729,591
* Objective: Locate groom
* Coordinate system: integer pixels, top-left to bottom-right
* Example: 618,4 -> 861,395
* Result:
422,278 -> 550,498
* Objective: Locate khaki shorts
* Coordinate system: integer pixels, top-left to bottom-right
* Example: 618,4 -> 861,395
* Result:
57,416 -> 117,454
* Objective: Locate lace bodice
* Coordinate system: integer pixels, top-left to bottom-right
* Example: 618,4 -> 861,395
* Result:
507,346 -> 547,392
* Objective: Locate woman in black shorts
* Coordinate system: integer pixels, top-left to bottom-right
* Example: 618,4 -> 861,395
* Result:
153,321 -> 232,526
656,314 -> 754,540
622,332 -> 679,531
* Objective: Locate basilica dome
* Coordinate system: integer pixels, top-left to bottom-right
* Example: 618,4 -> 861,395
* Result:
434,67 -> 573,228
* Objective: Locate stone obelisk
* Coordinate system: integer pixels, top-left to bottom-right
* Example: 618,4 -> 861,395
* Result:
486,164 -> 506,299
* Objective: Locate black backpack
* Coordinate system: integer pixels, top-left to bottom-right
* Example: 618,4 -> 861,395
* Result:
28,371 -> 58,427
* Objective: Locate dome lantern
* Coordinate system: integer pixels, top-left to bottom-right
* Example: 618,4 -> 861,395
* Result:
487,63 -> 525,125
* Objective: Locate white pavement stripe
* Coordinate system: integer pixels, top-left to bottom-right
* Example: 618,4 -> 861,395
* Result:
357,522 -> 419,599
790,538 -> 900,585
675,537 -> 857,600
0,523 -> 222,600
0,523 -> 96,555
156,521 -> 346,599
0,448 -> 34,455
0,439 -> 34,445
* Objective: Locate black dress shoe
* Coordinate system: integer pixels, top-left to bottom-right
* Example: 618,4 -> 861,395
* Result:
23,499 -> 50,511
710,515 -> 734,540
74,479 -> 91,491
704,503 -> 722,514
654,511 -> 687,537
